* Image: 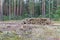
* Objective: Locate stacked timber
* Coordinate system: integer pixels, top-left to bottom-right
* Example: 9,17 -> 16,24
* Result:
22,18 -> 52,25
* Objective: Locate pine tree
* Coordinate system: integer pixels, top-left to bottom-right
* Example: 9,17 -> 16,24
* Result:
29,0 -> 35,17
0,0 -> 4,20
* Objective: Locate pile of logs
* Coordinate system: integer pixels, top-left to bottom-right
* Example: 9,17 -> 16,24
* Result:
23,18 -> 52,25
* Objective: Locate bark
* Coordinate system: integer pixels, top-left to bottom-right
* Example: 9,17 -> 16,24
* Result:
20,0 -> 23,16
0,0 -> 4,20
42,0 -> 46,17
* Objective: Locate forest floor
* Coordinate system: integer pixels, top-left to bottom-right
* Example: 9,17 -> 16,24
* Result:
0,19 -> 60,40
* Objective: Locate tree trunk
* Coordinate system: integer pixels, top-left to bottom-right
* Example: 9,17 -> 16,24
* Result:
0,0 -> 4,21
29,0 -> 35,17
42,0 -> 46,18
20,0 -> 23,16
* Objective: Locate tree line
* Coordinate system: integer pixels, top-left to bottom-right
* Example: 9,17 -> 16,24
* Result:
0,0 -> 58,20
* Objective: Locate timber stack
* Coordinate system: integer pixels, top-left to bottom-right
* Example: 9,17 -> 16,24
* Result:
22,18 -> 52,25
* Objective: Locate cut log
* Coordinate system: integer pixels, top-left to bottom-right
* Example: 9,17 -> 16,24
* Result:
23,18 -> 52,25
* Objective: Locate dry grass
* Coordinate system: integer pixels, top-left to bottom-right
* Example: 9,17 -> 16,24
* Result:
0,19 -> 60,40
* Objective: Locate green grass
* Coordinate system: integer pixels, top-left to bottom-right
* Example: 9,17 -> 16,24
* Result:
0,32 -> 32,40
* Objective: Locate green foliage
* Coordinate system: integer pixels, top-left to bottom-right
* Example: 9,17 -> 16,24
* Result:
0,31 -> 32,40
54,8 -> 60,20
3,0 -> 59,21
0,32 -> 20,40
3,15 -> 9,21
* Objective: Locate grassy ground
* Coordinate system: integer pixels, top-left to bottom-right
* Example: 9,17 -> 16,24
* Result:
0,25 -> 60,40
0,20 -> 60,40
